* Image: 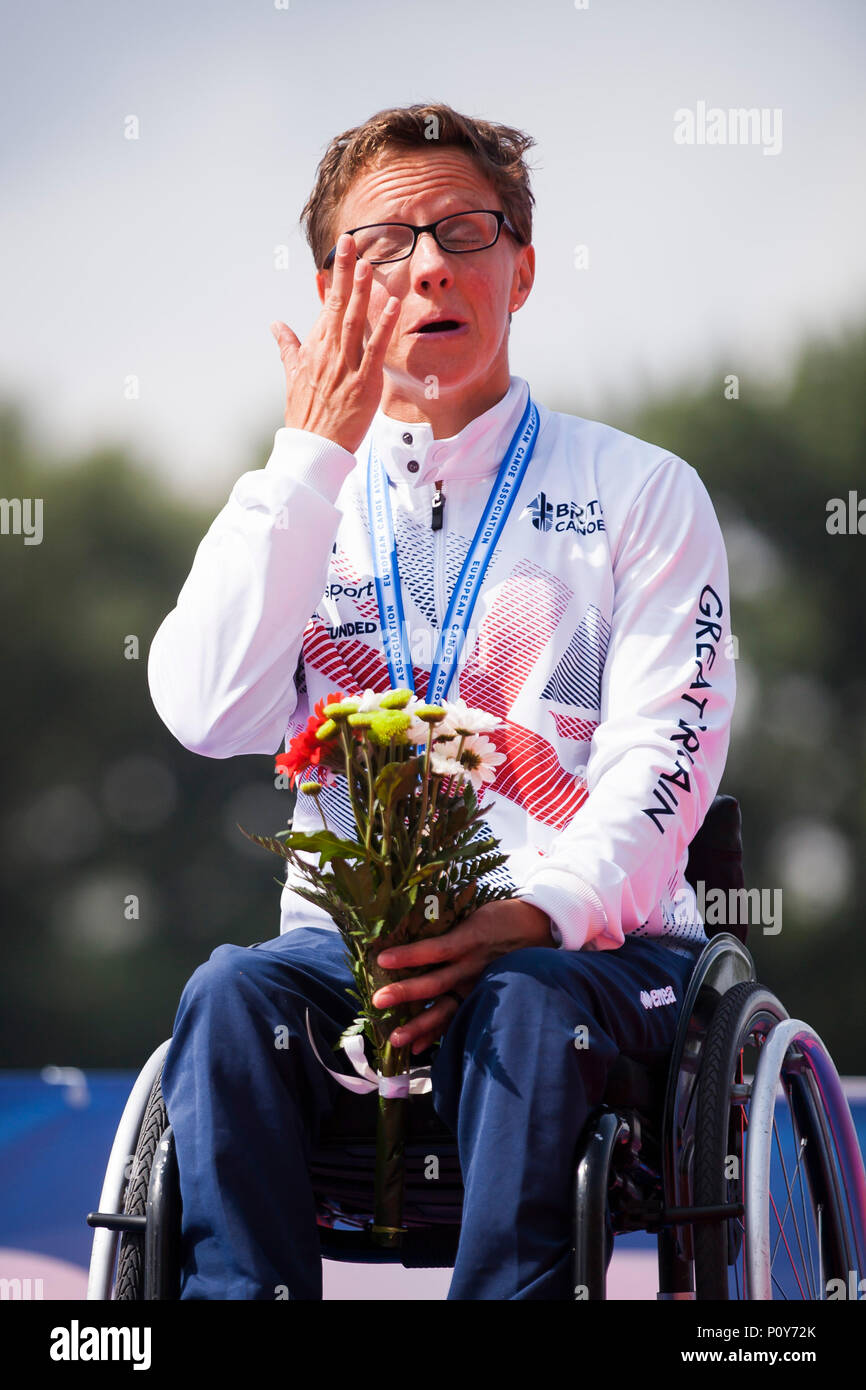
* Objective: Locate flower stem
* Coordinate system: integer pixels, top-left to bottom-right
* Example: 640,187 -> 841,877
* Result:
381,740 -> 394,865
340,721 -> 367,842
361,741 -> 375,856
411,723 -> 434,860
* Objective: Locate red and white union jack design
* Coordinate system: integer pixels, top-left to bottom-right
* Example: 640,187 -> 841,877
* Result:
297,557 -> 602,831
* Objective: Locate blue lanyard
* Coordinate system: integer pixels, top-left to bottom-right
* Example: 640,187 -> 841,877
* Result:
366,394 -> 539,704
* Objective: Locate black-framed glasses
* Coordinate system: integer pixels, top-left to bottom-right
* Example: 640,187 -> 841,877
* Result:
321,209 -> 521,271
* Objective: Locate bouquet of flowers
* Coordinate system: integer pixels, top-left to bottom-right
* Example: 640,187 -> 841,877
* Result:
239,686 -> 516,1247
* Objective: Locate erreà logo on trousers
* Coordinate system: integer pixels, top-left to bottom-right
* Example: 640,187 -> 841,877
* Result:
49,1320 -> 151,1371
523,492 -> 605,535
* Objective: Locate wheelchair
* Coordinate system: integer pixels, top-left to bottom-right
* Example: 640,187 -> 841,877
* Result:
86,795 -> 866,1301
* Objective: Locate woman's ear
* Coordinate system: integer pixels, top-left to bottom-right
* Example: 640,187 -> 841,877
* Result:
510,243 -> 535,315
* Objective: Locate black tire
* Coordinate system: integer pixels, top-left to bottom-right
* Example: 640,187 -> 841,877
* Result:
113,1066 -> 168,1301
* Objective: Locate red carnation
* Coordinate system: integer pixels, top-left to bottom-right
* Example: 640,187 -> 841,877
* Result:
314,690 -> 346,723
275,691 -> 347,789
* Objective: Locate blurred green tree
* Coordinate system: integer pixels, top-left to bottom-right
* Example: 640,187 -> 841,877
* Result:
0,404 -> 293,1066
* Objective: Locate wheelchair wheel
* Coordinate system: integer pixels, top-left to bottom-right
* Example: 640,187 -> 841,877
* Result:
113,1066 -> 168,1300
692,980 -> 865,1299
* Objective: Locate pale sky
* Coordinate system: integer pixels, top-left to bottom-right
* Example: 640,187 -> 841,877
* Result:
1,0 -> 864,501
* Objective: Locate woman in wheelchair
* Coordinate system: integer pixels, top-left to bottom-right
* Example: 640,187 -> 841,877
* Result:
89,102 -> 866,1301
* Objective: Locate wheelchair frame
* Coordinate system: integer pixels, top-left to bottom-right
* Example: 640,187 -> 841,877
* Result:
86,797 -> 866,1301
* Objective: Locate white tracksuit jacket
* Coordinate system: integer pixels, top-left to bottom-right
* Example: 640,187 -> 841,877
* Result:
147,374 -> 736,953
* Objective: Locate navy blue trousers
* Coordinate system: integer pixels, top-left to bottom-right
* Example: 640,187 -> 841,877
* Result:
161,924 -> 701,1300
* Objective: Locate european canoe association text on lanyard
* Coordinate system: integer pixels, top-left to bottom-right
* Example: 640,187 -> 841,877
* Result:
366,394 -> 540,705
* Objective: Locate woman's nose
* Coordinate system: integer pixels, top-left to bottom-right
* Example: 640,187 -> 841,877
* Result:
408,231 -> 454,287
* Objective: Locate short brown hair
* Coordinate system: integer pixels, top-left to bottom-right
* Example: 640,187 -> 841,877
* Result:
300,102 -> 537,270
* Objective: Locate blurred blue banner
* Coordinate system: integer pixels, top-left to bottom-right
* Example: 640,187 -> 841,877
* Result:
1,1072 -> 864,1296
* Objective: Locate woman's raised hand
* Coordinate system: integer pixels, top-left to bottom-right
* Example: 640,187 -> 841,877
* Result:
270,233 -> 401,454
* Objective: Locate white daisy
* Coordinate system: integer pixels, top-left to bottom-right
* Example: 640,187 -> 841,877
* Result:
438,696 -> 501,737
406,717 -> 433,745
356,688 -> 387,712
453,733 -> 506,793
429,748 -> 467,780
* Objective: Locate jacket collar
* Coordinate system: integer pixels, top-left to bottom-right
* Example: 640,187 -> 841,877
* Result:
363,375 -> 530,490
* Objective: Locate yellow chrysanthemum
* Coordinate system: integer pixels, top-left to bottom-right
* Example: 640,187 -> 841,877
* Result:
378,688 -> 414,709
366,710 -> 413,745
323,699 -> 361,718
411,703 -> 447,723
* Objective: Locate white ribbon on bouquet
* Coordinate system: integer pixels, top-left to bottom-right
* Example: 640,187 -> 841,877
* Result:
305,1009 -> 432,1098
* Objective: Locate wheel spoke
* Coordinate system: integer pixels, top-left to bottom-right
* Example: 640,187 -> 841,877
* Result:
769,1113 -> 814,1298
770,1131 -> 815,1298
770,1266 -> 791,1299
769,1185 -> 809,1298
793,1131 -> 819,1299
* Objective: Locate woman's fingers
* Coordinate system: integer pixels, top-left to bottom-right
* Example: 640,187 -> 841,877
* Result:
339,257 -> 373,363
390,992 -> 462,1051
362,293 -> 401,372
323,234 -> 357,332
373,965 -> 464,1009
377,918 -> 479,970
269,320 -> 299,368
271,230 -> 403,453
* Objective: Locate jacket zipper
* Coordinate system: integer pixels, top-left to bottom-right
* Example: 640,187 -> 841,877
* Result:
431,480 -> 445,531
431,479 -> 450,690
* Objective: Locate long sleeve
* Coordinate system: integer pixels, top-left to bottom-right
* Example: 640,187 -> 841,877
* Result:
519,454 -> 736,951
147,428 -> 358,758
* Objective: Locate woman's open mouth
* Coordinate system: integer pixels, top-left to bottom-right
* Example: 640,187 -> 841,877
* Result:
412,320 -> 468,337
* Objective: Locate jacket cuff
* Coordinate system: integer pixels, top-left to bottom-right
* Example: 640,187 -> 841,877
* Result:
519,870 -> 609,951
265,427 -> 359,506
